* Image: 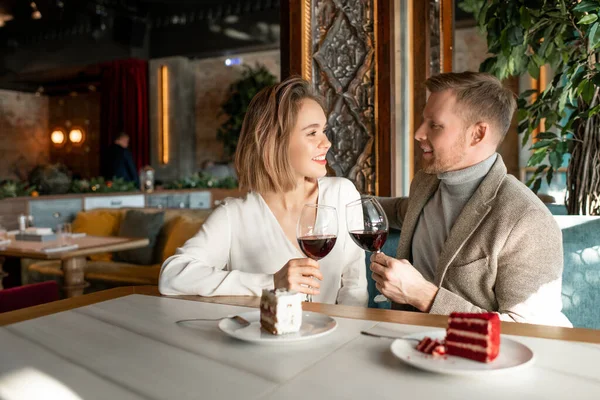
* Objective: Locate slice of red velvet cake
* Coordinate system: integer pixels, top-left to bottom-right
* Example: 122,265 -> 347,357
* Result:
445,312 -> 500,363
416,337 -> 446,357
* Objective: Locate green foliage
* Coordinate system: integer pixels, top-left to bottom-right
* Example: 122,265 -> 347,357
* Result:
164,173 -> 238,190
460,0 -> 600,192
0,180 -> 36,200
69,177 -> 137,194
216,64 -> 278,159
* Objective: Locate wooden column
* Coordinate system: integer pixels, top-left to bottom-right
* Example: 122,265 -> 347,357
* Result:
282,0 -> 393,196
412,0 -> 454,175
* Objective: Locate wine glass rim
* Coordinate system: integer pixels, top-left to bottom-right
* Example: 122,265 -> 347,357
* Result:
346,196 -> 377,207
303,203 -> 336,211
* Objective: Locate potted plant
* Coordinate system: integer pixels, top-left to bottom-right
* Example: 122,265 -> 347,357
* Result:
216,64 -> 278,160
460,0 -> 600,215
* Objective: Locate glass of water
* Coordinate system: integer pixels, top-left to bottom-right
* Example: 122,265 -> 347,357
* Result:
56,223 -> 72,246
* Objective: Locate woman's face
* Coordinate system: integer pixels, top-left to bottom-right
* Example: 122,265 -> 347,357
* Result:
287,99 -> 331,180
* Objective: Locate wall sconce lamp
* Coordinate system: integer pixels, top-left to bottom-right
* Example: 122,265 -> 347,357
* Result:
50,129 -> 66,146
51,127 -> 86,146
69,128 -> 85,145
158,65 -> 170,165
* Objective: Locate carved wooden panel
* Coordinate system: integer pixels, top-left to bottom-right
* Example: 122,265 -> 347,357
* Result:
429,0 -> 454,75
311,0 -> 376,194
429,0 -> 441,75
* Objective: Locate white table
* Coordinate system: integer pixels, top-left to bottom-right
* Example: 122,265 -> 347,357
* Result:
0,290 -> 599,400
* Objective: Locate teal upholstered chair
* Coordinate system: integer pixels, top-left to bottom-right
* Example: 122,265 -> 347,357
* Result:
364,229 -> 400,309
554,216 -> 600,329
365,214 -> 600,330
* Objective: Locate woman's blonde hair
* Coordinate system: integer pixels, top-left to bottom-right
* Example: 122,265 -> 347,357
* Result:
234,76 -> 326,193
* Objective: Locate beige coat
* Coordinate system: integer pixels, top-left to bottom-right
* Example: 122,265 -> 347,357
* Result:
379,155 -> 571,327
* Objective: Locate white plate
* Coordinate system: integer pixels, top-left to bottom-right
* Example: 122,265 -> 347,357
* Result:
218,310 -> 337,344
390,329 -> 535,375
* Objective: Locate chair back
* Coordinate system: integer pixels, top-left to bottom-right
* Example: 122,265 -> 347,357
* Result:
0,281 -> 60,314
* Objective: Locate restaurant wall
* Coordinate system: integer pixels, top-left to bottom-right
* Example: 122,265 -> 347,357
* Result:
192,49 -> 281,167
49,92 -> 102,179
0,90 -> 49,181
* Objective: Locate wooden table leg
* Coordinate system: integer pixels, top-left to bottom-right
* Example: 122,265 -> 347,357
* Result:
62,256 -> 89,298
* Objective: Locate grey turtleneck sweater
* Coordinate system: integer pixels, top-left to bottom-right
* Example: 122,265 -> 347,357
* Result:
412,153 -> 498,281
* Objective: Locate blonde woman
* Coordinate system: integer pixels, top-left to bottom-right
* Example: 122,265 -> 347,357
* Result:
159,77 -> 367,306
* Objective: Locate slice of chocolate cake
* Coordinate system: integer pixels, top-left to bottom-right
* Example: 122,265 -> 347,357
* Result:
260,289 -> 303,335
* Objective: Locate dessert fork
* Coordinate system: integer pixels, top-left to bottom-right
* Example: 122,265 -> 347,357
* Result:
176,315 -> 251,327
360,330 -> 420,341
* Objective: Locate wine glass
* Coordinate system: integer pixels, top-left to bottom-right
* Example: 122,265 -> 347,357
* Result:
296,204 -> 338,302
346,196 -> 389,303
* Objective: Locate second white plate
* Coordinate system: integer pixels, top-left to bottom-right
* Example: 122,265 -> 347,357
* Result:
390,329 -> 535,375
218,310 -> 337,344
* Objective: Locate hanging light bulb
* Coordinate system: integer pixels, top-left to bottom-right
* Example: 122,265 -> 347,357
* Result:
0,13 -> 14,28
31,2 -> 42,20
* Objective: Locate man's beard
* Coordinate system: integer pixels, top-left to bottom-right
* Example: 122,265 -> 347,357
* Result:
421,134 -> 467,174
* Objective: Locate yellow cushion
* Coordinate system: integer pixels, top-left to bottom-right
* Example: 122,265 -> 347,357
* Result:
72,210 -> 122,261
161,216 -> 205,262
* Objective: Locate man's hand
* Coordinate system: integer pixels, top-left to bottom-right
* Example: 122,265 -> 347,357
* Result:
370,252 -> 438,312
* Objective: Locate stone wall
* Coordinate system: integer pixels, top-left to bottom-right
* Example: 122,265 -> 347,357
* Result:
192,49 -> 280,166
0,90 -> 49,181
454,27 -> 489,73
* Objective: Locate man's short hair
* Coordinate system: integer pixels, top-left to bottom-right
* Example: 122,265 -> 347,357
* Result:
234,76 -> 326,193
116,132 -> 129,140
425,72 -> 517,143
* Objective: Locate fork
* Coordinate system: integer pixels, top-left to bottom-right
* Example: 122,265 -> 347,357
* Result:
360,330 -> 420,341
176,316 -> 251,327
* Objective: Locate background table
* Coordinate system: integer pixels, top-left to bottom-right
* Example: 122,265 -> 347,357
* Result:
0,236 -> 149,297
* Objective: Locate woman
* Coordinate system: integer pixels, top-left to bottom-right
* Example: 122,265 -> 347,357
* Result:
159,77 -> 367,306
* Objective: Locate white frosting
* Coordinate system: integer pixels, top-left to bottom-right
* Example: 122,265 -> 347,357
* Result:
445,341 -> 489,353
446,329 -> 490,340
261,289 -> 303,334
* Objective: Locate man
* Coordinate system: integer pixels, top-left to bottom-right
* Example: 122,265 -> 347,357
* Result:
373,72 -> 571,327
104,132 -> 139,187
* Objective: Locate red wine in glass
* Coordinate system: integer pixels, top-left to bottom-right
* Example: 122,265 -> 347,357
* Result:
297,235 -> 337,260
296,204 -> 338,302
346,196 -> 389,303
349,230 -> 388,252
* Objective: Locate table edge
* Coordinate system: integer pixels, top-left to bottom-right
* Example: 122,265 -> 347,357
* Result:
0,285 -> 597,345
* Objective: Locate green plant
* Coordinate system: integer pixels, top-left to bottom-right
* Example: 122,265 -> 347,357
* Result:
28,163 -> 71,195
0,180 -> 36,200
460,0 -> 600,215
216,64 -> 278,159
164,173 -> 238,190
70,177 -> 137,194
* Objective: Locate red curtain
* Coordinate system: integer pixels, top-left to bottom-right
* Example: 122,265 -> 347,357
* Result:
100,59 -> 149,172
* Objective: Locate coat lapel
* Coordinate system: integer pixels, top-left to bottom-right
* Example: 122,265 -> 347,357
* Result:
396,172 -> 439,260
433,155 -> 508,286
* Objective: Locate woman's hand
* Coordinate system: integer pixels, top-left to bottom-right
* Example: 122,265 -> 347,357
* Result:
274,258 -> 323,295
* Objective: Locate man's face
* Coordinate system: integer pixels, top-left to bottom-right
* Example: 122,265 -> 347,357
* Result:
117,136 -> 130,148
414,89 -> 473,174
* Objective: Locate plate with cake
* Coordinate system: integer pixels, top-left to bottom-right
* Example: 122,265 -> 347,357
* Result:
218,289 -> 337,344
390,312 -> 535,375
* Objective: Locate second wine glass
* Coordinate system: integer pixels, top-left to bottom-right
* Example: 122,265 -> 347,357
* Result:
296,204 -> 338,302
346,196 -> 389,303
